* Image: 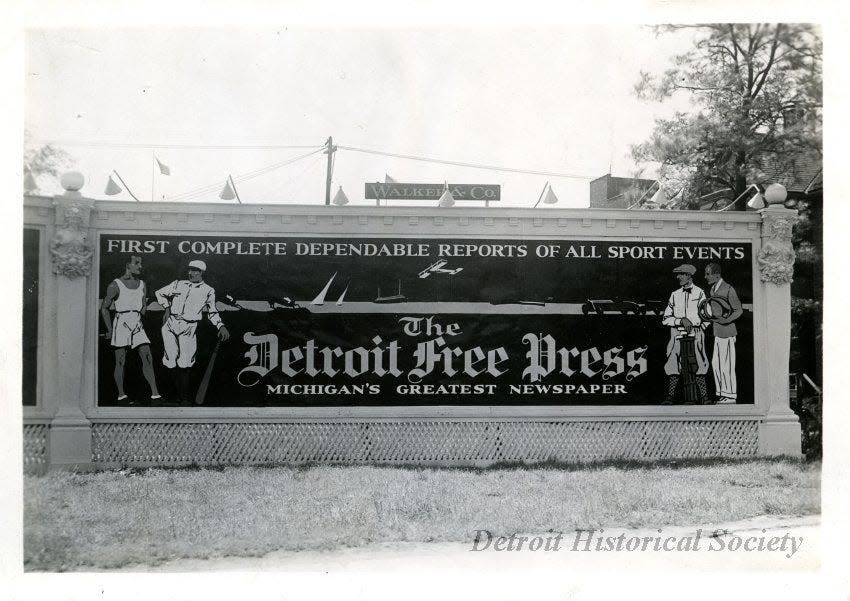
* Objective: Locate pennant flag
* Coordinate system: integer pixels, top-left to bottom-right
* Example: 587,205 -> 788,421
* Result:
649,187 -> 668,206
384,173 -> 397,183
438,185 -> 455,207
104,175 -> 123,195
24,170 -> 38,193
747,192 -> 766,210
542,186 -> 559,205
220,179 -> 236,200
332,186 -> 349,206
155,157 -> 171,176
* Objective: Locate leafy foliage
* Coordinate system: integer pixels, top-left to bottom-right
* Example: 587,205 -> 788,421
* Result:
24,144 -> 72,178
791,392 -> 822,461
24,131 -> 73,192
632,24 -> 822,206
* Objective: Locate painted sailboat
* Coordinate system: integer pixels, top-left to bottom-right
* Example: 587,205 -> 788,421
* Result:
375,280 -> 406,304
311,272 -> 337,305
336,283 -> 349,306
490,299 -> 547,307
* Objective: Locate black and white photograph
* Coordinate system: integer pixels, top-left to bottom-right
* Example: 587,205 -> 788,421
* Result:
4,3 -> 847,600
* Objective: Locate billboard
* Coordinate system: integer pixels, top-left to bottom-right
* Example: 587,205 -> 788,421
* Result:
96,234 -> 754,407
365,183 -> 501,201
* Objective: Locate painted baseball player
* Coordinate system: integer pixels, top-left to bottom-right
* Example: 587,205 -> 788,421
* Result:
100,254 -> 161,404
661,263 -> 710,404
155,260 -> 230,404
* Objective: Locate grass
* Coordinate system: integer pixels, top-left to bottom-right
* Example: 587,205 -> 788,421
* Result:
24,458 -> 820,571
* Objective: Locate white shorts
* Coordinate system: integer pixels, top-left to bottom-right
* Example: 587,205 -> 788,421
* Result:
111,312 -> 151,349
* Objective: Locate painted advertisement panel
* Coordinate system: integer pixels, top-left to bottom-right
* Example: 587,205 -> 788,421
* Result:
97,235 -> 754,407
23,228 -> 39,406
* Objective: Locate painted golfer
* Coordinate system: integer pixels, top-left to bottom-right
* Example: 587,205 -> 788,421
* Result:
661,263 -> 710,404
704,262 -> 743,404
155,260 -> 230,404
100,254 -> 161,404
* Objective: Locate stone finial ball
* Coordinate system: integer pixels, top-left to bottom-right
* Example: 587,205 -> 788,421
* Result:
763,183 -> 788,205
60,171 -> 85,192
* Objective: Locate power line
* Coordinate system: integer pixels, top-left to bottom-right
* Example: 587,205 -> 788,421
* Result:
35,137 -> 598,178
34,139 -> 324,151
169,149 -> 323,201
168,148 -> 324,202
337,144 -> 595,180
277,153 -> 325,195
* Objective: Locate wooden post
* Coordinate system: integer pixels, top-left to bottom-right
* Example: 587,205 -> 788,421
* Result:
324,136 -> 335,206
150,150 -> 155,203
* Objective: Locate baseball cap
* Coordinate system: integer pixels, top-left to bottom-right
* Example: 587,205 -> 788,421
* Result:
188,260 -> 207,271
672,264 -> 696,275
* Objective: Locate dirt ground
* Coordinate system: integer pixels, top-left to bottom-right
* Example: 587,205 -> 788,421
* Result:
111,514 -> 819,572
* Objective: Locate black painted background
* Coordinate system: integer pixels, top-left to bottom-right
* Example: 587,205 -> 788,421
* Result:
22,228 -> 39,406
97,235 -> 754,406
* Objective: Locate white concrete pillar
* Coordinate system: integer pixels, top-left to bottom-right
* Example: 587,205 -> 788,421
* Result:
757,200 -> 802,457
47,172 -> 95,469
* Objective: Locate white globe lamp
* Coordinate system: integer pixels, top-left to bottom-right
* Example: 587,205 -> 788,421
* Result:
763,183 -> 788,205
60,171 -> 85,197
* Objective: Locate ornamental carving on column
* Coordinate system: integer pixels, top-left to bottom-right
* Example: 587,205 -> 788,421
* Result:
50,199 -> 94,279
758,211 -> 798,285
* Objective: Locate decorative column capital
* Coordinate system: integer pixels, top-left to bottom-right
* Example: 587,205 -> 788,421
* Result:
757,206 -> 798,285
50,193 -> 95,279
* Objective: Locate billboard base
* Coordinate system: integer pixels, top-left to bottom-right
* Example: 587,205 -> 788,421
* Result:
758,417 -> 803,458
76,419 -> 763,467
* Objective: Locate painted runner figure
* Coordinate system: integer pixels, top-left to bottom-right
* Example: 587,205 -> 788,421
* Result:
661,263 -> 710,404
704,262 -> 743,404
100,254 -> 161,404
155,260 -> 230,405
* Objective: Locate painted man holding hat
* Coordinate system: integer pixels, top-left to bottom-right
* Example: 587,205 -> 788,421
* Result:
155,259 -> 230,404
704,262 -> 743,404
661,263 -> 710,404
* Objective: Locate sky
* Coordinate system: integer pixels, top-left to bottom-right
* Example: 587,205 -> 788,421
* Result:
25,26 -> 695,208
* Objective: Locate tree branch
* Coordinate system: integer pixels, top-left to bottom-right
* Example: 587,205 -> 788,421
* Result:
751,25 -> 782,99
671,84 -> 721,93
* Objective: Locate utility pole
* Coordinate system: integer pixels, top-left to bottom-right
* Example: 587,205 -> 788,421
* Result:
150,150 -> 155,202
324,136 -> 336,205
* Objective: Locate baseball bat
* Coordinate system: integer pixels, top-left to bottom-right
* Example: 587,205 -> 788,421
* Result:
194,340 -> 221,406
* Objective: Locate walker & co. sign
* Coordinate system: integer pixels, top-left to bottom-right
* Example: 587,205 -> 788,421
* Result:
364,182 -> 501,201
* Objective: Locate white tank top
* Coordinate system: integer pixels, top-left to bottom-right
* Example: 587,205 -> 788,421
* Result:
113,278 -> 145,313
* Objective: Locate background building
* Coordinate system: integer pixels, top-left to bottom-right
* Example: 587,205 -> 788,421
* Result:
589,174 -> 657,209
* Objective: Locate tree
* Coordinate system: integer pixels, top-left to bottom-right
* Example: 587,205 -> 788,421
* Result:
633,25 -> 823,458
24,132 -> 73,192
632,24 -> 822,209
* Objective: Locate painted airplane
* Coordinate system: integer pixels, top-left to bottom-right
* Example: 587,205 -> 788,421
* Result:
418,260 -> 464,279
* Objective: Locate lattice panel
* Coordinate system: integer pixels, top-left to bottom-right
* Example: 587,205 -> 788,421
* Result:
23,424 -> 49,473
91,420 -> 759,466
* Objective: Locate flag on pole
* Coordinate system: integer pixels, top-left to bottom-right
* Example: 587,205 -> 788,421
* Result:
155,157 -> 171,176
542,186 -> 559,205
384,173 -> 397,183
332,186 -> 350,206
220,179 -> 236,200
747,191 -> 766,210
438,182 -> 455,207
24,169 -> 38,193
104,175 -> 123,195
649,187 -> 668,206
